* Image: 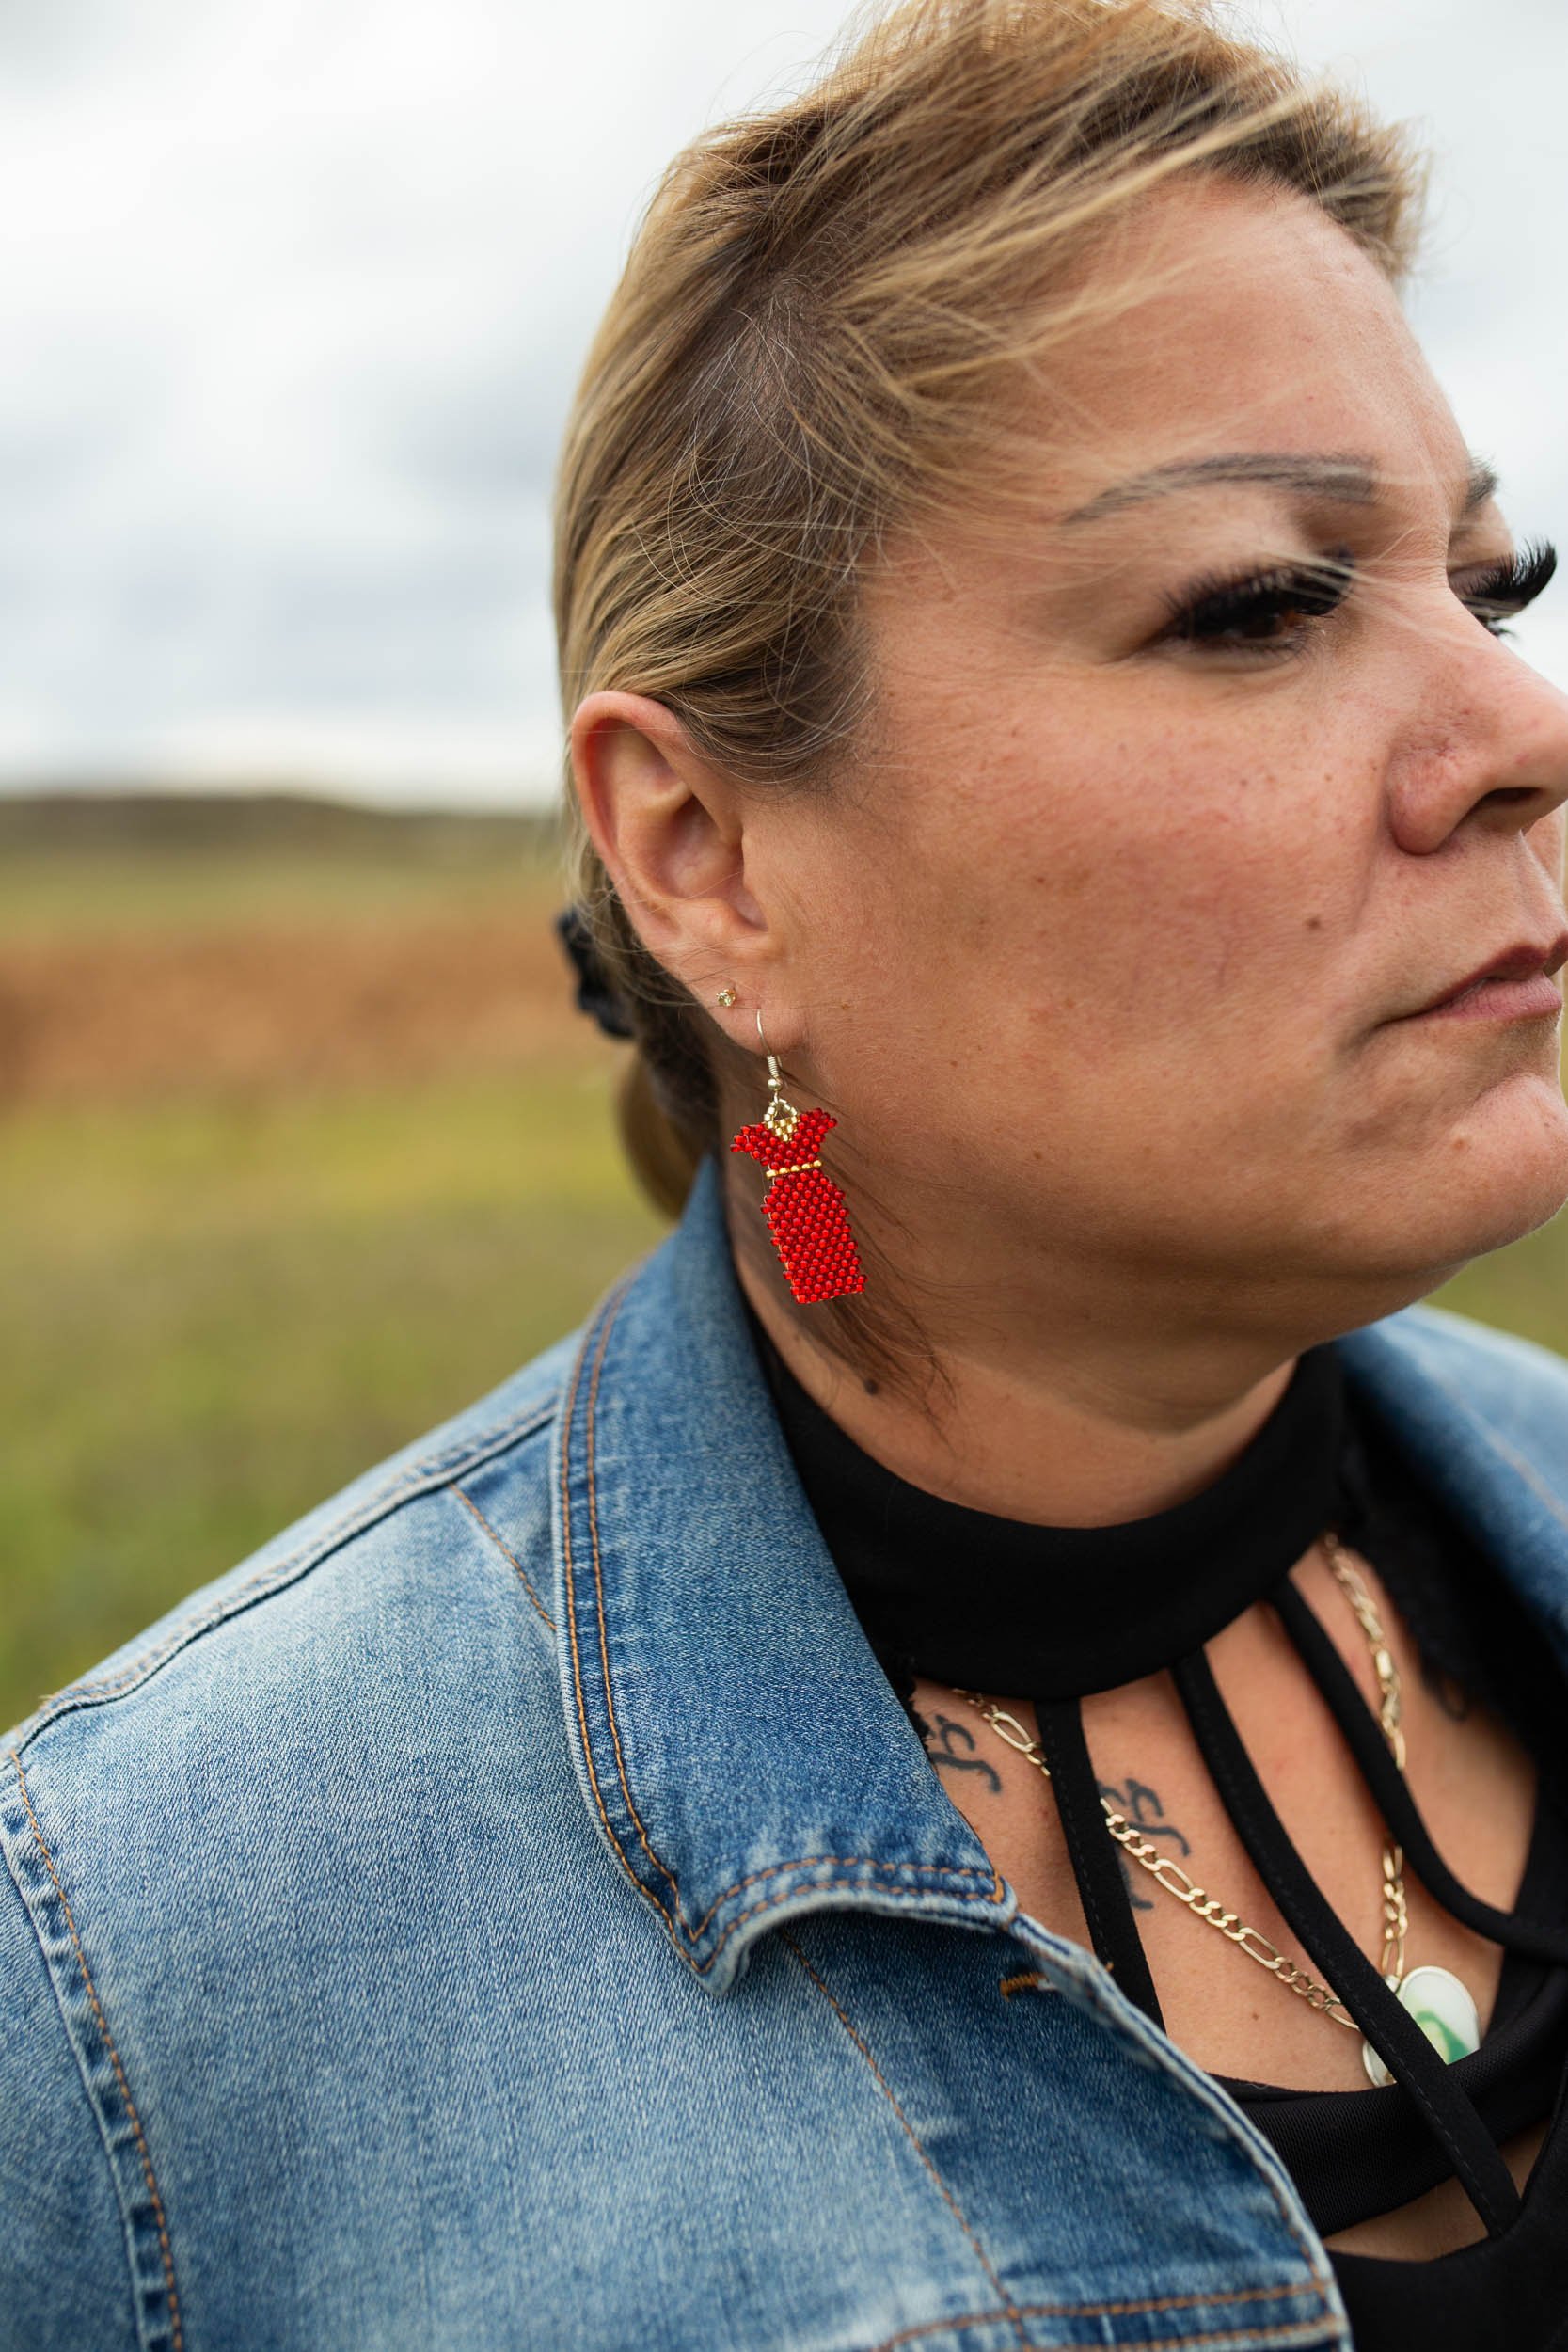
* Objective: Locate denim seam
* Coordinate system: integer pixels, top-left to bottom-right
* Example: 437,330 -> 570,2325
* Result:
5,1751 -> 183,2352
584,1285 -> 677,1901
869,2311 -> 1336,2352
560,1287 -> 1004,1965
695,1869 -> 1006,1974
446,1481 -> 555,1630
11,1396 -> 560,1752
687,1854 -> 1004,1947
779,1929 -> 1031,2351
559,1273 -> 675,1944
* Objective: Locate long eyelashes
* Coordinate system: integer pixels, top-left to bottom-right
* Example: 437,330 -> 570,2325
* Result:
1461,537 -> 1557,630
1160,535 -> 1559,656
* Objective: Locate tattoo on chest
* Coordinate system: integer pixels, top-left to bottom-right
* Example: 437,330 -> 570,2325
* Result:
1096,1776 -> 1190,1911
926,1712 -> 1004,1793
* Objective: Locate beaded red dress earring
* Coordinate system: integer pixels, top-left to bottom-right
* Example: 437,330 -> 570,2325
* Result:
729,1012 -> 865,1306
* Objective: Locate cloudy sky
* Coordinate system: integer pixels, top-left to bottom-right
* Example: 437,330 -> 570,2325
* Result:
5,0 -> 1567,806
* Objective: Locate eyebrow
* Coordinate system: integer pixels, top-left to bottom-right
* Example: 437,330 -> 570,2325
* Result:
1059,452 -> 1501,526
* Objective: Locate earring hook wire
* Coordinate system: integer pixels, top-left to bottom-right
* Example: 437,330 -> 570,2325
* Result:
756,1008 -> 798,1136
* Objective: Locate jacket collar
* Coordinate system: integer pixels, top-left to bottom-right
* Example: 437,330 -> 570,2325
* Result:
551,1153 -> 1568,1994
550,1154 -> 1010,1993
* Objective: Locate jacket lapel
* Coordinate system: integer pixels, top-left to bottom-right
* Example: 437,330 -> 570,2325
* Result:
550,1154 -> 1012,1994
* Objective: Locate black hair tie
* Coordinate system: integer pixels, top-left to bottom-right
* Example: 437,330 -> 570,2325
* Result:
554,904 -> 636,1041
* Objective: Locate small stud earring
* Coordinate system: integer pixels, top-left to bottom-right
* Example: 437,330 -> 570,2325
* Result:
716,986 -> 737,1009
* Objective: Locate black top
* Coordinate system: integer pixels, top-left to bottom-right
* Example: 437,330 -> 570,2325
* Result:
743,1302 -> 1568,2352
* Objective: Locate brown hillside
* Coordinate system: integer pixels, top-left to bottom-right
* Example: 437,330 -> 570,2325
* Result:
0,912 -> 589,1104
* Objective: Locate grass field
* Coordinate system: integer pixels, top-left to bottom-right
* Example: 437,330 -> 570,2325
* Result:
4,789 -> 1567,1735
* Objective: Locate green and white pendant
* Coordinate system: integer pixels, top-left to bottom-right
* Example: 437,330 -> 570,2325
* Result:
1362,1965 -> 1481,2086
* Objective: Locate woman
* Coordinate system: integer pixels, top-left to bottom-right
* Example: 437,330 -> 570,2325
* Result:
6,3 -> 1568,2345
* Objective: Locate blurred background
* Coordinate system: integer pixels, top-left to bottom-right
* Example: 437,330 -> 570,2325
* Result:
5,0 -> 1568,1733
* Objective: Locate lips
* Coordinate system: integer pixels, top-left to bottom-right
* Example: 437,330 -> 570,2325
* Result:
1414,931 -> 1568,1017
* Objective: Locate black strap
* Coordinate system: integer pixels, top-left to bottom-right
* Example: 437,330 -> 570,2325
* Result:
1172,1647 -> 1523,2236
1032,1696 -> 1164,2030
1273,1577 -> 1568,1965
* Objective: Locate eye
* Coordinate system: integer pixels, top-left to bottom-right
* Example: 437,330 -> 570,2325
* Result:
1158,550 -> 1354,659
1454,538 -> 1557,637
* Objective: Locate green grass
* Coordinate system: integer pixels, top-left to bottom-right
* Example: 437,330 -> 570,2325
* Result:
0,1064 -> 665,1734
1433,1223 -> 1568,1358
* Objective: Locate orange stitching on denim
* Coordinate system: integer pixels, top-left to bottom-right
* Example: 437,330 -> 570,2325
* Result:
17,1398 -> 559,1742
867,2309 -> 1335,2352
563,1399 -> 1005,1964
994,2279 -> 1314,2320
447,1483 -> 554,1629
780,1930 -> 1032,2351
9,1751 -> 185,2352
560,1285 -> 680,1946
687,1849 -> 1003,1946
583,1284 -> 680,1905
692,1868 -> 1006,1974
998,1970 -> 1049,2000
566,1282 -> 1006,1950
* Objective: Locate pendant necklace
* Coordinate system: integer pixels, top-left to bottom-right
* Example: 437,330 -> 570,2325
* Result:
1320,1531 -> 1481,2081
958,1527 -> 1482,2080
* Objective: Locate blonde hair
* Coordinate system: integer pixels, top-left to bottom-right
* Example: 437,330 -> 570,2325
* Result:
552,0 -> 1424,1368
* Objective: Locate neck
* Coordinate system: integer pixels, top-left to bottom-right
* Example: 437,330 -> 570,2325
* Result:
732,1243 -> 1303,1528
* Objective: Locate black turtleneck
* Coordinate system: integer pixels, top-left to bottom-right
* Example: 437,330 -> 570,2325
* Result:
743,1300 -> 1568,2352
750,1323 -> 1350,1700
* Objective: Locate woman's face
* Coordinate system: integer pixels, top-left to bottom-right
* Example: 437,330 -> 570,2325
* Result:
749,174 -> 1568,1340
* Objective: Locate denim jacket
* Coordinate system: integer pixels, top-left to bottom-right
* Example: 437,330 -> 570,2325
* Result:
7,1153 -> 1568,2352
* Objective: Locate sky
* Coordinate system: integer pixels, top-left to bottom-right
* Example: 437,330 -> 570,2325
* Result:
4,0 -> 1567,808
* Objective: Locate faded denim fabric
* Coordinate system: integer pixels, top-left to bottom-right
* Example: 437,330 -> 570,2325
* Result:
5,1152 -> 1568,2352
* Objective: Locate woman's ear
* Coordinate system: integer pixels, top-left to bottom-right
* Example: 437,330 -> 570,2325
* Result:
569,691 -> 775,1007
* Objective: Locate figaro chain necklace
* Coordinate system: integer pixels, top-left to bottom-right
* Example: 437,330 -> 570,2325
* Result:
956,1529 -> 1482,2084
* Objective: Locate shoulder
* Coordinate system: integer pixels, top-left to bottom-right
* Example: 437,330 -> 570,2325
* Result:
1338,1300 -> 1568,1583
1353,1297 -> 1568,1446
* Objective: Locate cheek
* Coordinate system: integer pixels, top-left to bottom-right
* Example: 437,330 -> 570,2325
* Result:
959,752 -> 1348,1059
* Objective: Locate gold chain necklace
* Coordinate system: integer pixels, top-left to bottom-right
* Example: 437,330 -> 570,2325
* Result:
955,1529 -> 1481,2080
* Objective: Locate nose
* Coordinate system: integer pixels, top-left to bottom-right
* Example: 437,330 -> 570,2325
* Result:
1385,615 -> 1568,864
